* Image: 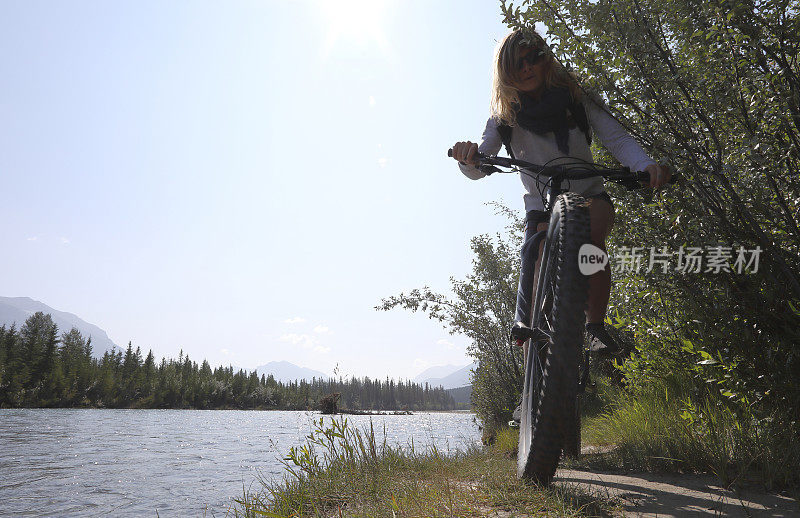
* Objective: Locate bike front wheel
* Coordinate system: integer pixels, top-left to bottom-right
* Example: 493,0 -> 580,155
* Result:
517,192 -> 590,484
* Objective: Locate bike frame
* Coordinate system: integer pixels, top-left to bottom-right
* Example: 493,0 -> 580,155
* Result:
449,148 -> 678,481
448,147 -> 677,343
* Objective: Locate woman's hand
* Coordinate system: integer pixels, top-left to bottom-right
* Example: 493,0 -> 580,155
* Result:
645,163 -> 671,189
451,141 -> 479,166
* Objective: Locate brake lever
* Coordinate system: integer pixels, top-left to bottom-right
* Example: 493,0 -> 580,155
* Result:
478,164 -> 503,176
612,171 -> 682,191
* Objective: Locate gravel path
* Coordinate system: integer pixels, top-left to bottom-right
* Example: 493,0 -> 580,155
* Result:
555,469 -> 799,517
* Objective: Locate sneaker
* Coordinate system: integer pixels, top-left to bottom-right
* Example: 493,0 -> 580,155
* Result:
585,322 -> 624,357
509,397 -> 522,428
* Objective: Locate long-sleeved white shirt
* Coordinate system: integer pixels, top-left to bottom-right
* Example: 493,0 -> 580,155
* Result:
459,97 -> 656,212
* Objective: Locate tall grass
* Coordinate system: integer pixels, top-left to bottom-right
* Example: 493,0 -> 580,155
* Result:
582,377 -> 800,490
232,417 -> 619,517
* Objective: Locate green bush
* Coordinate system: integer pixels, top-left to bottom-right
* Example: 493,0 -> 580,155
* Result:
586,374 -> 799,489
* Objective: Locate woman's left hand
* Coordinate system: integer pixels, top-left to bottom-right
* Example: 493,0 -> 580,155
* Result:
645,164 -> 671,189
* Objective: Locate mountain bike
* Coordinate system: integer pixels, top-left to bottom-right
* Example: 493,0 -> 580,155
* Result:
448,149 -> 677,485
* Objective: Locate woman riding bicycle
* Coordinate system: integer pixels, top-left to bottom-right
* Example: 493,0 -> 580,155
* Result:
451,28 -> 670,364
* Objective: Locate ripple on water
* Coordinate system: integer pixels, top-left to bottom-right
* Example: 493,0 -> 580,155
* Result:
0,409 -> 479,517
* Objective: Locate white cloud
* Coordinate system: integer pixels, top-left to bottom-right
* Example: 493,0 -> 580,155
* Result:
313,325 -> 331,335
437,339 -> 456,350
413,358 -> 430,371
313,345 -> 331,354
369,95 -> 376,107
26,236 -> 38,242
283,317 -> 306,324
279,333 -> 316,349
377,157 -> 388,167
221,348 -> 230,356
60,237 -> 70,245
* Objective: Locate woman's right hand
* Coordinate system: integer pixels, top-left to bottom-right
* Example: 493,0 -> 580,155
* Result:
451,141 -> 479,166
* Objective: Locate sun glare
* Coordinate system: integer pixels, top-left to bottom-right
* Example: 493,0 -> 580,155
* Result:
320,0 -> 390,56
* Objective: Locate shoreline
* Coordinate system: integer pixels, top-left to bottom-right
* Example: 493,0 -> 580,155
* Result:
0,406 -> 473,413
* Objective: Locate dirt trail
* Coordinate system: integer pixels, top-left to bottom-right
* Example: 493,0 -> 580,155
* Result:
555,469 -> 799,517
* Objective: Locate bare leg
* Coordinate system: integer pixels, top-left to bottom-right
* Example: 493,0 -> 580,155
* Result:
586,198 -> 615,324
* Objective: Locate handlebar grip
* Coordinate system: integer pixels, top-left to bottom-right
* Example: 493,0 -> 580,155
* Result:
636,171 -> 681,184
449,148 -> 487,161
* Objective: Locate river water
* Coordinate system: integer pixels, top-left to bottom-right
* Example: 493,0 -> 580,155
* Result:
0,409 -> 480,517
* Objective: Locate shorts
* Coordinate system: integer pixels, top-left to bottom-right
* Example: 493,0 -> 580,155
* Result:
524,191 -> 614,237
515,191 -> 613,325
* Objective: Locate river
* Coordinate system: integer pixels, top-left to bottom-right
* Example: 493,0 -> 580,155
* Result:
0,409 -> 480,517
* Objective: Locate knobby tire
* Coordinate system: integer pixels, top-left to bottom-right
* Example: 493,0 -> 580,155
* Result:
517,192 -> 590,485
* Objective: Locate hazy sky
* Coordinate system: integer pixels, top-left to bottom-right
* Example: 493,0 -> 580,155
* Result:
1,0 -> 527,380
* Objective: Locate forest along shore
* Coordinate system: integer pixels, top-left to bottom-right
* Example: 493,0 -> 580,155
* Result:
0,312 -> 455,411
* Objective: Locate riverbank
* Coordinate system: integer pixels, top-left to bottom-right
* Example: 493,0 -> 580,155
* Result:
233,418 -> 799,517
233,379 -> 800,518
232,419 -> 619,517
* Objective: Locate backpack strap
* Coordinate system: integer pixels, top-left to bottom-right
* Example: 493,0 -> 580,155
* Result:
496,122 -> 515,159
571,101 -> 593,147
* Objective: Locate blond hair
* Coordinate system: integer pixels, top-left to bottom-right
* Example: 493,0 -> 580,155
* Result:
490,29 -> 583,126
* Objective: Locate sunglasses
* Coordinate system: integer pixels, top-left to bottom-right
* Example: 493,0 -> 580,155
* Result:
517,48 -> 546,69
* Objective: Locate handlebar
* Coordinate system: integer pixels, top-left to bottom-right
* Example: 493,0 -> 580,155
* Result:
447,148 -> 679,188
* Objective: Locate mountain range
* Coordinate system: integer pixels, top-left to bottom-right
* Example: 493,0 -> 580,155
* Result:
415,362 -> 476,389
413,364 -> 464,382
255,361 -> 330,383
0,296 -> 118,356
253,361 -> 476,389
